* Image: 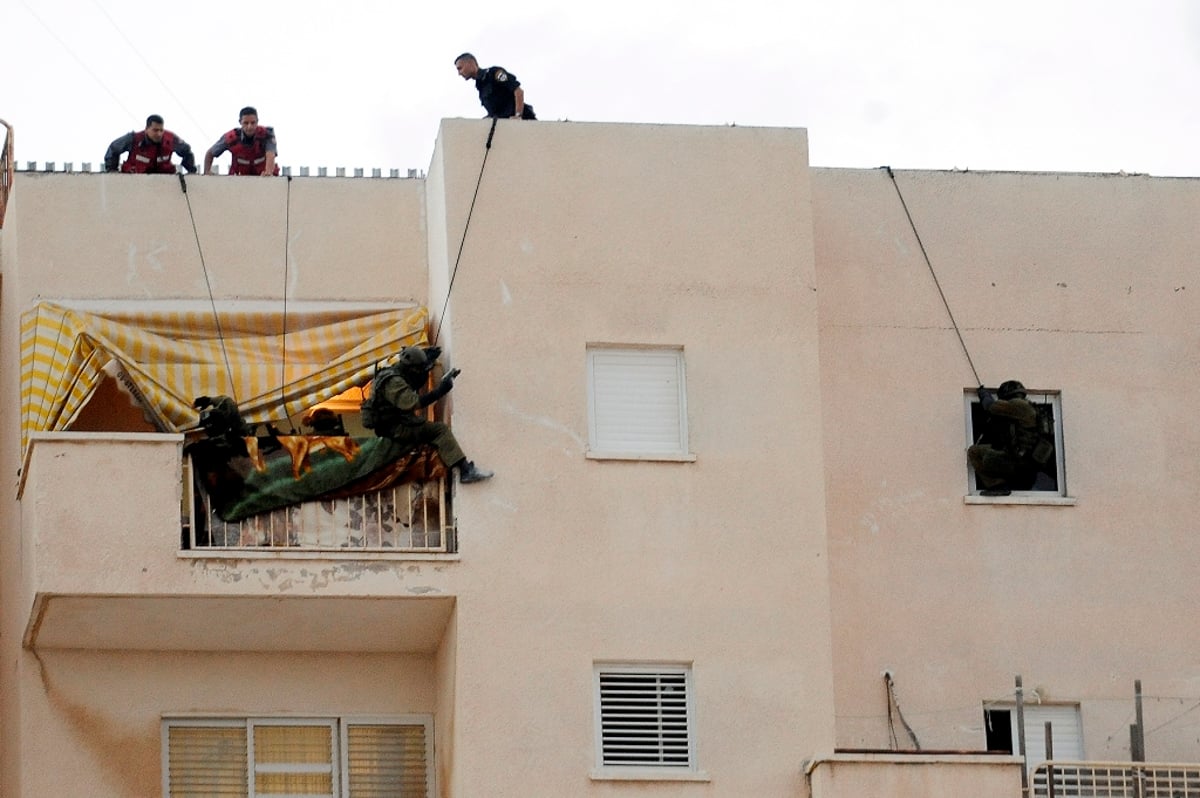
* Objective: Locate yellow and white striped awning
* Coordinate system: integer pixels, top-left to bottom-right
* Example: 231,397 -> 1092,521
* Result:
20,301 -> 429,452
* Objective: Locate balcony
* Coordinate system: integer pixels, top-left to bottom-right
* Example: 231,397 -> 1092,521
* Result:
186,458 -> 453,553
19,432 -> 458,653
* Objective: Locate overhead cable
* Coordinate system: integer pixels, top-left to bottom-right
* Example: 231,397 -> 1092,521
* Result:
19,0 -> 135,120
91,0 -> 211,141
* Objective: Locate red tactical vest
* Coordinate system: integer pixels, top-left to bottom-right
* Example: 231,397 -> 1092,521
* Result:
224,127 -> 279,175
120,130 -> 177,174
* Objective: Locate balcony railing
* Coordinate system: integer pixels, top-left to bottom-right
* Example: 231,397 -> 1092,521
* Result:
185,457 -> 453,553
1,118 -> 13,228
1032,761 -> 1200,798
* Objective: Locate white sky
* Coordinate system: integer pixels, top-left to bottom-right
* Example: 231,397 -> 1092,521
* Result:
5,0 -> 1199,176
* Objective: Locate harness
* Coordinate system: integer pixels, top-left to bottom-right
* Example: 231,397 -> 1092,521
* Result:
360,367 -> 423,435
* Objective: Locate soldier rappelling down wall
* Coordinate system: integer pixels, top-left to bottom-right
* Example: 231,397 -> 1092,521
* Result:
968,380 -> 1056,496
362,346 -> 494,484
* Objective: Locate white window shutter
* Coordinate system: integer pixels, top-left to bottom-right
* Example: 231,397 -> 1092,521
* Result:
1017,704 -> 1084,769
588,348 -> 688,456
345,723 -> 429,797
166,724 -> 249,797
595,666 -> 694,769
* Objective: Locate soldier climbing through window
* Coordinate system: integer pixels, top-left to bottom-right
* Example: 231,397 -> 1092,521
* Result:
361,346 -> 493,484
968,380 -> 1056,496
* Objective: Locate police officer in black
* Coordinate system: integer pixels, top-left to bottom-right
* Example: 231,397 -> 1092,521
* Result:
454,53 -> 536,119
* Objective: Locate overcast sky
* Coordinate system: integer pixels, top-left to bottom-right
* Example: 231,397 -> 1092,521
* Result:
6,0 -> 1199,176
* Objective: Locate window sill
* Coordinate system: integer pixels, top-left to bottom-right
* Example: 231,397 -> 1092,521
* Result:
964,494 -> 1076,506
586,451 -> 697,462
590,769 -> 711,782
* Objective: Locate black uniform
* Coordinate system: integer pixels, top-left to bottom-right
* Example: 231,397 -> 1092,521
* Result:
475,66 -> 536,119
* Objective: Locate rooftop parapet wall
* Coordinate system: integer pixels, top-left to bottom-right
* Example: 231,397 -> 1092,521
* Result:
5,172 -> 429,305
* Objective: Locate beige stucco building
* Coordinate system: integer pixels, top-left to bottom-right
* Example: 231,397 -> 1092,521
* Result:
0,117 -> 1196,797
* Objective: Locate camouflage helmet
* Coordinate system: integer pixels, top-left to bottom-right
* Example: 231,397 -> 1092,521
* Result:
397,347 -> 429,369
997,380 -> 1027,400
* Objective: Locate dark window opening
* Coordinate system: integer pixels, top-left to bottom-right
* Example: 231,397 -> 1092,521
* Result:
985,708 -> 1013,753
968,392 -> 1063,495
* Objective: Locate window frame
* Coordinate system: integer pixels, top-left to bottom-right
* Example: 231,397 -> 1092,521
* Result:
585,345 -> 695,462
984,702 -> 1083,774
592,662 -> 707,782
161,714 -> 433,798
964,389 -> 1072,503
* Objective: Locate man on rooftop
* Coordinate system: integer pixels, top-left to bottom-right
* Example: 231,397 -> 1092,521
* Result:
454,53 -> 537,120
104,115 -> 197,174
204,106 -> 278,176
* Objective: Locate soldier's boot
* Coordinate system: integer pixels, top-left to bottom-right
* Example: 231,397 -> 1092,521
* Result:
458,460 -> 494,484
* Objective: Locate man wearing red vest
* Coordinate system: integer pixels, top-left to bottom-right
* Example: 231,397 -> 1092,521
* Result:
104,115 -> 198,174
204,106 -> 279,176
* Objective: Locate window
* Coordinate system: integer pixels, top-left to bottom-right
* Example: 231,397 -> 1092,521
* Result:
984,703 -> 1083,771
163,716 -> 431,797
594,664 -> 695,773
586,346 -> 692,460
965,389 -> 1066,498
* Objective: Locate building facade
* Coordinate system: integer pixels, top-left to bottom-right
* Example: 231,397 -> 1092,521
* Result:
0,118 -> 1196,796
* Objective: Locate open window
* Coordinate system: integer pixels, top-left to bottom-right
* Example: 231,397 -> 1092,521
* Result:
965,389 -> 1067,498
985,703 -> 1083,773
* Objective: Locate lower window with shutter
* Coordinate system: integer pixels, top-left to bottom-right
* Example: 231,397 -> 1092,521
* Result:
163,716 -> 432,798
593,664 -> 697,776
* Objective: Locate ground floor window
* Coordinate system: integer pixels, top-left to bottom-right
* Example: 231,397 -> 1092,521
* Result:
163,716 -> 431,797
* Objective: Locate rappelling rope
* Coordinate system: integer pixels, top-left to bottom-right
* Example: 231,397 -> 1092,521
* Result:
179,173 -> 238,404
279,176 -> 293,425
433,117 -> 498,345
883,166 -> 981,386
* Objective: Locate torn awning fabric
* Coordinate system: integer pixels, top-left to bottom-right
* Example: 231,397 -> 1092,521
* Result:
19,301 -> 429,454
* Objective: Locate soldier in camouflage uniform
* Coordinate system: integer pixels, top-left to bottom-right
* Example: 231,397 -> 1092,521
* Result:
968,380 -> 1054,496
363,346 -> 493,484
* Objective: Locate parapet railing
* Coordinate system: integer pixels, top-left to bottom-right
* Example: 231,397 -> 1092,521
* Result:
1031,760 -> 1200,797
184,456 -> 452,554
13,160 -> 425,178
0,118 -> 13,229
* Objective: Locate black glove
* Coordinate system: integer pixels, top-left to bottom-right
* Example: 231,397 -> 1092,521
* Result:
976,385 -> 987,398
439,368 -> 461,391
424,346 -> 442,363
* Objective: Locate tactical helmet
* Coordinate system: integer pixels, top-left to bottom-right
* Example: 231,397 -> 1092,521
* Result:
997,380 -> 1027,400
397,347 -> 429,369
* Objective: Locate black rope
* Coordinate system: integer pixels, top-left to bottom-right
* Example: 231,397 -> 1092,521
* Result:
179,173 -> 238,403
279,176 -> 292,424
883,167 -> 981,386
884,672 -> 922,750
434,117 -> 498,344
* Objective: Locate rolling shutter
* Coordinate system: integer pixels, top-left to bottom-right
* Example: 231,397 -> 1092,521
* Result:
587,348 -> 688,456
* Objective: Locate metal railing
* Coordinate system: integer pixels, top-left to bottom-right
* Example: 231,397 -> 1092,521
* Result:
0,118 -> 13,228
185,457 -> 452,553
1032,761 -> 1200,798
